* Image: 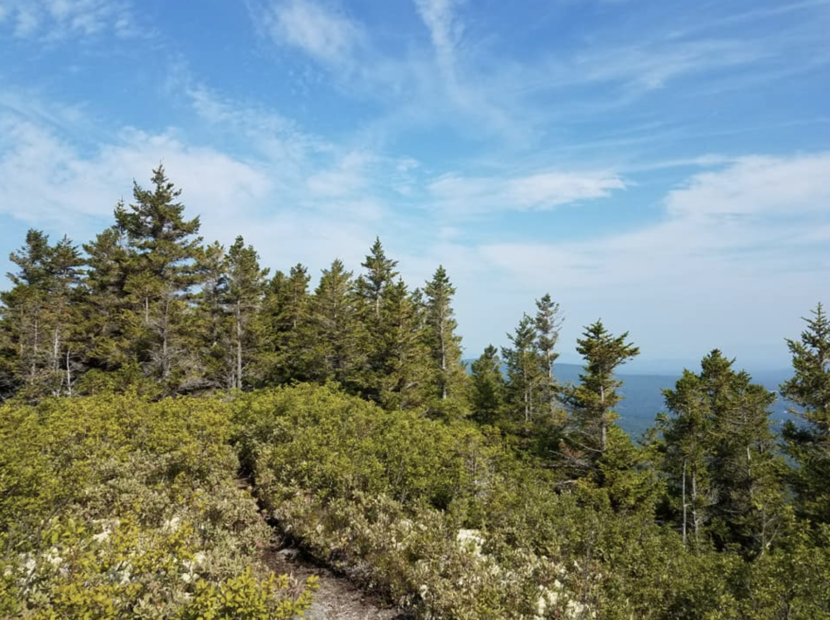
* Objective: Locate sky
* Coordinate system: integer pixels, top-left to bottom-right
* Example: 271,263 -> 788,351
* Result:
1,0 -> 829,373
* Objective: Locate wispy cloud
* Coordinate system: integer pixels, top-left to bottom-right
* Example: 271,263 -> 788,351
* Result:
474,153 -> 830,360
428,169 -> 625,216
258,0 -> 364,66
665,154 -> 830,220
0,0 -> 136,39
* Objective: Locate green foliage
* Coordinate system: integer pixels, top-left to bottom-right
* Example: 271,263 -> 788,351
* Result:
0,394 -> 315,618
657,351 -> 787,556
780,303 -> 830,525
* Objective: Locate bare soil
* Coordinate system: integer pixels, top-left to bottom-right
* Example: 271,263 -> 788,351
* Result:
263,545 -> 413,620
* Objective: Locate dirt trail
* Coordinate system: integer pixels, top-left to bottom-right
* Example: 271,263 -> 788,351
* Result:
264,546 -> 412,620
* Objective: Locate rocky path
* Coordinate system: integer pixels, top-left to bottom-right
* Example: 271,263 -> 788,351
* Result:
263,546 -> 412,620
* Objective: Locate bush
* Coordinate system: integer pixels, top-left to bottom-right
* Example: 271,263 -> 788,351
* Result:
0,394 -> 316,618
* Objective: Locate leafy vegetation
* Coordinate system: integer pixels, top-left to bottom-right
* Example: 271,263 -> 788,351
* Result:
2,167 -> 830,618
0,395 -> 316,618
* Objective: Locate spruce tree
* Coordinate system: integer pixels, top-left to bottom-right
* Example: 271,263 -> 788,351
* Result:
423,266 -> 468,416
502,314 -> 545,424
307,259 -> 365,387
534,293 -> 563,420
194,241 -> 229,390
470,344 -> 506,424
261,264 -> 311,383
114,166 -> 202,389
372,279 -> 430,411
567,320 -> 639,455
660,350 -> 786,555
659,369 -> 714,549
80,219 -> 132,372
357,237 -> 398,319
780,304 -> 830,525
0,231 -> 84,398
225,237 -> 269,389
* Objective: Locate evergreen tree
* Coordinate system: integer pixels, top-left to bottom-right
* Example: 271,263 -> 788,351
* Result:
261,264 -> 311,383
502,314 -> 545,424
194,241 -> 229,390
372,280 -> 430,411
307,259 -> 365,387
80,219 -> 132,372
115,166 -> 202,389
44,236 -> 86,396
0,231 -> 84,398
659,369 -> 714,549
225,237 -> 269,390
470,344 -> 506,425
356,237 -> 398,319
660,350 -> 787,555
566,320 -> 639,455
423,266 -> 468,416
534,293 -> 564,420
780,304 -> 830,525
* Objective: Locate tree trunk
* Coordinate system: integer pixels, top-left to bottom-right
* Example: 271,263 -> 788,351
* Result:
65,347 -> 72,397
682,458 -> 688,547
236,302 -> 243,390
691,469 -> 700,549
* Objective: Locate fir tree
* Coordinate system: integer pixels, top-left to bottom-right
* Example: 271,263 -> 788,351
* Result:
502,314 -> 545,424
225,237 -> 269,390
423,266 -> 468,416
357,237 -> 398,319
80,219 -> 132,372
470,344 -> 506,425
194,241 -> 229,390
780,304 -> 830,525
0,231 -> 84,398
373,280 -> 430,411
566,320 -> 639,455
307,259 -> 365,387
261,264 -> 311,383
534,293 -> 564,420
114,166 -> 202,389
660,350 -> 787,555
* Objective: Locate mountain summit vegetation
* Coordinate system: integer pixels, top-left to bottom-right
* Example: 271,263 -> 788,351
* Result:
1,168 -> 829,619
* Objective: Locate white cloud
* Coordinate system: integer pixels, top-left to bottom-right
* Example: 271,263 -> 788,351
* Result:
472,153 -> 830,364
0,115 -> 273,233
260,0 -> 363,66
0,0 -> 136,39
665,154 -> 830,220
413,0 -> 462,76
428,169 -> 625,215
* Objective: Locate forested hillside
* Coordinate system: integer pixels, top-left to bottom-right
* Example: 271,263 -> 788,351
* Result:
2,168 -> 830,618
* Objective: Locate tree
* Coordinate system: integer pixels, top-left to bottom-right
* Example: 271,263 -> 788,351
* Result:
194,241 -> 229,390
470,345 -> 506,425
115,166 -> 202,389
423,266 -> 468,416
261,264 -> 311,384
0,231 -> 84,398
367,280 -> 430,411
356,237 -> 398,319
534,294 -> 564,420
502,314 -> 545,424
224,237 -> 269,390
306,259 -> 365,387
658,369 -> 714,549
659,350 -> 787,555
80,218 -> 132,372
780,304 -> 830,526
566,320 -> 639,455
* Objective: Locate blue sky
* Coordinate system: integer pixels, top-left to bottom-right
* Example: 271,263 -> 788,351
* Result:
1,0 -> 829,372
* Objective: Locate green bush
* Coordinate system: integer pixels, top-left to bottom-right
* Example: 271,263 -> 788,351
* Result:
0,394 -> 316,618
